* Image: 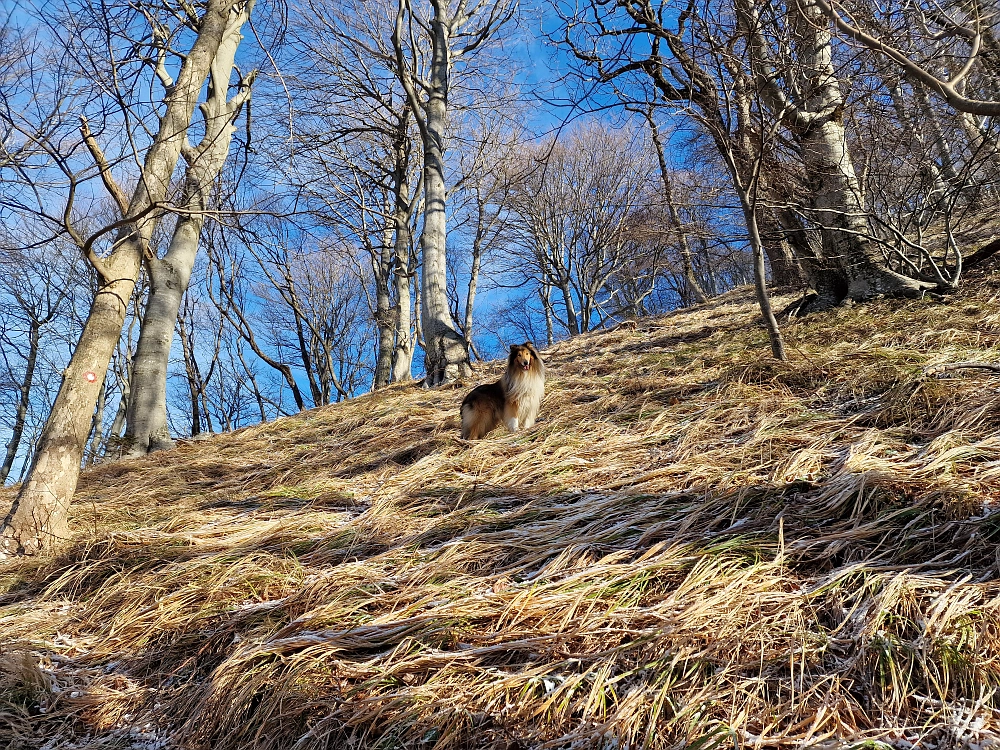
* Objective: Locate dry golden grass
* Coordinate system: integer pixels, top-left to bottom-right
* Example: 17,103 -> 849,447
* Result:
3,276 -> 1000,749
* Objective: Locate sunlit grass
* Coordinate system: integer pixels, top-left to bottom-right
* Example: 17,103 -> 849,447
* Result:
3,280 -> 1000,748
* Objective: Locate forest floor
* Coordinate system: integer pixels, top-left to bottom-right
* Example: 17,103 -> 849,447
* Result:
4,266 -> 1000,749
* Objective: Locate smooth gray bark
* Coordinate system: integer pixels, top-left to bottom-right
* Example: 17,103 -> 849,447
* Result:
393,0 -> 514,385
392,195 -> 415,383
125,3 -> 253,455
416,9 -> 469,384
376,127 -> 417,387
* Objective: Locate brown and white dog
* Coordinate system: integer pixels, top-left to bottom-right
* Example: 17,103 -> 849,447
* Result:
460,342 -> 545,440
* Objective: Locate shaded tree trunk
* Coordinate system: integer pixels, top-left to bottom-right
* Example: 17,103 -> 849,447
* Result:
85,377 -> 107,467
372,229 -> 395,389
757,209 -> 804,287
0,321 -> 40,484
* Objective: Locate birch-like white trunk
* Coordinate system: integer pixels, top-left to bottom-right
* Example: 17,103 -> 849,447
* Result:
125,4 -> 252,455
419,13 -> 469,384
0,0 -> 240,555
791,0 -> 930,306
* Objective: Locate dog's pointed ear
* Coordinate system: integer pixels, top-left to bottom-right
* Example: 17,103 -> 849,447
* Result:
509,344 -> 517,353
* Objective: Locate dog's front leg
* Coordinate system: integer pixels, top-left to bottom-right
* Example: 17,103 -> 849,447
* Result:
503,399 -> 520,432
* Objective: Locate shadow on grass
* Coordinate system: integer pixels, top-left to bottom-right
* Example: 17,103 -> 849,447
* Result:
3,468 -> 998,749
3,464 -> 996,608
333,438 -> 444,479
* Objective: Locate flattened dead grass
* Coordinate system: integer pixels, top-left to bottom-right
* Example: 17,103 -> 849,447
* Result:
3,279 -> 1000,749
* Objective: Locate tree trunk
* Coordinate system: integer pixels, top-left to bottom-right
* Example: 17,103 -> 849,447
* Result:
0,321 -> 41,484
125,1 -> 252,455
392,246 -> 414,383
745,199 -> 786,360
126,253 -> 198,454
86,377 -> 107,467
912,85 -> 960,185
177,311 -> 206,436
463,224 -> 484,358
107,359 -> 130,444
757,209 -> 804,287
372,240 -> 395,389
959,112 -> 1000,177
3,260 -> 142,552
416,11 -> 470,386
791,0 -> 931,308
558,279 -> 581,336
295,313 -> 323,406
541,282 -> 554,346
0,0 -> 239,555
391,131 -> 416,384
774,206 -> 822,287
890,81 -> 952,203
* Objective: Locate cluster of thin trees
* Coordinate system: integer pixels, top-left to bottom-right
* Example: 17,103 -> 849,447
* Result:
0,0 -> 998,553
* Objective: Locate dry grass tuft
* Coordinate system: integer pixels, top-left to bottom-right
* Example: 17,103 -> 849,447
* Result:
4,279 -> 1000,749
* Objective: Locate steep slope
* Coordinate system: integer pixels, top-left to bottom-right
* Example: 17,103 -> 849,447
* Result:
3,278 -> 1000,749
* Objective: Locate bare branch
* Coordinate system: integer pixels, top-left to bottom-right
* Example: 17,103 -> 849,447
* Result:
79,117 -> 130,215
813,0 -> 1000,115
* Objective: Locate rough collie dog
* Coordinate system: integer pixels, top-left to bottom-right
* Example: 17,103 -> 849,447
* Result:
461,342 -> 545,439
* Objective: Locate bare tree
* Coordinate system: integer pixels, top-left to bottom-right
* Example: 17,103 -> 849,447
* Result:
0,240 -> 82,483
555,0 -> 965,314
289,0 -> 421,388
125,0 -> 255,456
633,100 -> 710,304
554,0 -> 805,290
501,123 -> 664,336
814,0 -> 1000,116
392,0 -> 517,384
207,215 -> 372,411
0,0 -> 247,556
447,107 -> 523,358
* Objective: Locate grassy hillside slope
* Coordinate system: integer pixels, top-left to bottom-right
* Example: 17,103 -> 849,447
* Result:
3,276 -> 1000,749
